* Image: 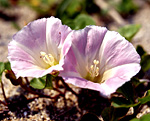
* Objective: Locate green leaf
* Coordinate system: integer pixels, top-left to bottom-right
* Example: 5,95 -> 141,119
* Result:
56,0 -> 82,18
0,61 -> 11,83
138,90 -> 150,104
66,0 -> 82,16
4,61 -> 11,70
116,0 -> 138,15
117,81 -> 134,103
30,78 -> 46,89
111,97 -> 139,108
0,61 -> 11,75
101,106 -> 129,121
140,54 -> 150,72
0,62 -> 5,75
101,107 -> 114,121
117,24 -> 141,41
0,0 -> 10,8
74,14 -> 95,30
0,62 -> 5,83
131,77 -> 143,88
131,114 -> 150,121
30,74 -> 53,89
56,0 -> 73,17
45,74 -> 53,89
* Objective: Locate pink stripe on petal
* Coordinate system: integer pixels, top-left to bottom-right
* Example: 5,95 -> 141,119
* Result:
99,31 -> 140,73
85,26 -> 107,63
46,17 -> 72,60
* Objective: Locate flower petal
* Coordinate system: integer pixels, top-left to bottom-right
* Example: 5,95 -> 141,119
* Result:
99,31 -> 140,74
9,18 -> 48,68
62,76 -> 111,97
46,17 -> 72,60
84,26 -> 107,64
99,63 -> 141,96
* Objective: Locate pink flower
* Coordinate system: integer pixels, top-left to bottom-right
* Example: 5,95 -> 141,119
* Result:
60,26 -> 141,97
8,17 -> 72,78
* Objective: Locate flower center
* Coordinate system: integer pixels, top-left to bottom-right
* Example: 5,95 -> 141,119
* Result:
40,51 -> 55,67
89,59 -> 100,78
85,59 -> 100,82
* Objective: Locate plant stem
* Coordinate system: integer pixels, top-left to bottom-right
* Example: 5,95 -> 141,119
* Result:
0,100 -> 7,106
57,76 -> 78,96
1,80 -> 8,105
24,77 -> 30,85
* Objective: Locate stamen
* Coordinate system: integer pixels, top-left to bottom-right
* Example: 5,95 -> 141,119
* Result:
89,59 -> 100,78
93,59 -> 99,65
40,51 -> 55,66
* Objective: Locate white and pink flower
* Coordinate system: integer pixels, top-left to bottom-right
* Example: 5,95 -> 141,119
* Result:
60,26 -> 141,97
8,17 -> 72,78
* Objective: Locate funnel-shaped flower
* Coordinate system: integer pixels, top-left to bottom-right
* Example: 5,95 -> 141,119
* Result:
8,17 -> 72,78
60,26 -> 141,97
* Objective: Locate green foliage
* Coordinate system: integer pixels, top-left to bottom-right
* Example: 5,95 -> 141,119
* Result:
101,106 -> 129,121
136,45 -> 150,72
112,78 -> 150,108
0,62 -> 5,77
140,54 -> 150,72
73,14 -> 96,30
30,77 -> 46,89
64,14 -> 96,30
56,0 -> 82,19
110,78 -> 150,120
0,0 -> 10,8
131,114 -> 150,121
4,62 -> 11,70
111,97 -> 139,108
45,74 -> 53,89
30,74 -> 53,89
56,0 -> 95,30
65,0 -> 82,17
117,81 -> 135,103
117,24 -> 141,41
0,61 -> 11,79
109,0 -> 138,15
118,0 -> 138,14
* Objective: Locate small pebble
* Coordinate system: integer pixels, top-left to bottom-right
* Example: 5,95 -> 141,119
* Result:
24,111 -> 27,117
